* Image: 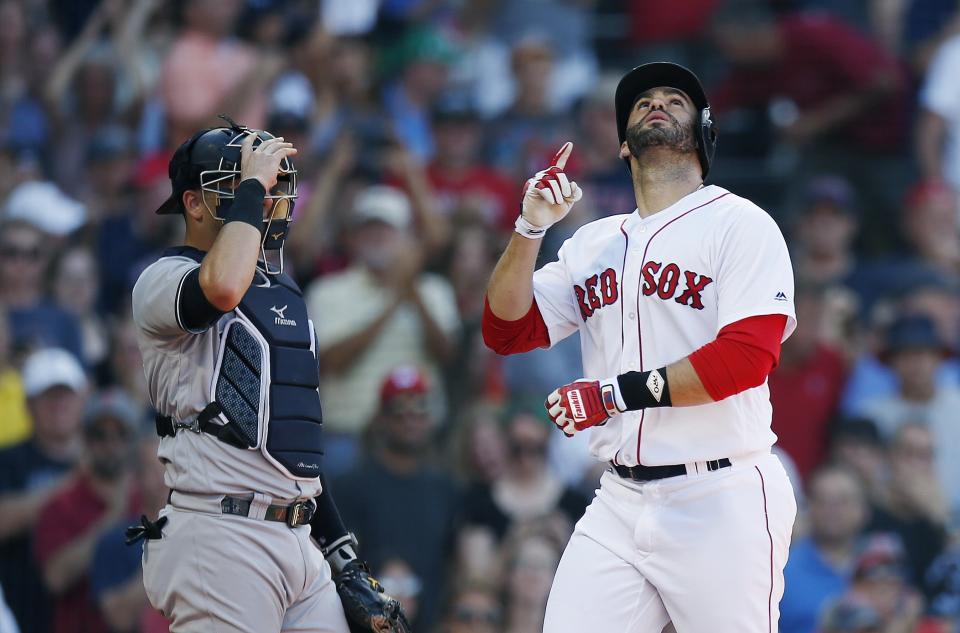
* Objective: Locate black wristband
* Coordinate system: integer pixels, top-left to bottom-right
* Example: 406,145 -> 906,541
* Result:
617,367 -> 672,410
223,179 -> 265,229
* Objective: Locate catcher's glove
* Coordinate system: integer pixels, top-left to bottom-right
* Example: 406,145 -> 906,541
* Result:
334,560 -> 411,633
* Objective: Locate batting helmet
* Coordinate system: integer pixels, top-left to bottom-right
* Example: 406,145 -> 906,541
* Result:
155,116 -> 298,274
614,62 -> 718,178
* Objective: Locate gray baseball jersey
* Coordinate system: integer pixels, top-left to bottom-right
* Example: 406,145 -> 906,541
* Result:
132,254 -> 322,501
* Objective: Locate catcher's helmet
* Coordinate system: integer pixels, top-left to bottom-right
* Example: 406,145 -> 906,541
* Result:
156,116 -> 297,274
614,62 -> 718,178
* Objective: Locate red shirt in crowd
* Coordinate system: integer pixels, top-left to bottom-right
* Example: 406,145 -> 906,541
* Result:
768,343 -> 848,479
426,164 -> 518,234
711,14 -> 909,153
34,473 -> 139,633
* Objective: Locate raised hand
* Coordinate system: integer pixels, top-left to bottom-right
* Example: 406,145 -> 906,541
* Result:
517,142 -> 583,237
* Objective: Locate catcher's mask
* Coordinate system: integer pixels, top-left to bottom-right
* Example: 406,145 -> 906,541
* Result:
156,116 -> 298,275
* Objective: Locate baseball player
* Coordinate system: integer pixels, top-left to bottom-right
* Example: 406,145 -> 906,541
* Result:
129,117 -> 409,633
483,62 -> 798,632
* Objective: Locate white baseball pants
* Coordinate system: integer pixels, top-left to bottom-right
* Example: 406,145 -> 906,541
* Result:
543,451 -> 796,633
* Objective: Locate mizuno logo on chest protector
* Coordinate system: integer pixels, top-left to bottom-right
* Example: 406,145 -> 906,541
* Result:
270,305 -> 297,326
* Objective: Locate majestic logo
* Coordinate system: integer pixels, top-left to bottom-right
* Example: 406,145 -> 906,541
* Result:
270,305 -> 297,326
774,291 -> 788,302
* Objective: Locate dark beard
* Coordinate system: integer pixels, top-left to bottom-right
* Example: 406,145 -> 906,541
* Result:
625,114 -> 696,159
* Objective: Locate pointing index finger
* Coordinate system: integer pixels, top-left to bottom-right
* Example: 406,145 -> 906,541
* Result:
551,141 -> 573,169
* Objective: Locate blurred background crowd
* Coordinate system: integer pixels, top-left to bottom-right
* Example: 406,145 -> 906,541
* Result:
1,0 -> 960,632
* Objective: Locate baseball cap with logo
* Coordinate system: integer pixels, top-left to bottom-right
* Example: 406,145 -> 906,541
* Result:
22,348 -> 88,398
380,365 -> 429,404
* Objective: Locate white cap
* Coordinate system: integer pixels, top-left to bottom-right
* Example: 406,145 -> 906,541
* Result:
22,348 -> 88,398
4,180 -> 87,237
352,185 -> 411,230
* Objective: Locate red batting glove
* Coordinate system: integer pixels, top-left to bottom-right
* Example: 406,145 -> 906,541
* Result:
544,378 -> 623,437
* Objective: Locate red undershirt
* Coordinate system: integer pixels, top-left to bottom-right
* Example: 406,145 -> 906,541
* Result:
482,297 -> 787,401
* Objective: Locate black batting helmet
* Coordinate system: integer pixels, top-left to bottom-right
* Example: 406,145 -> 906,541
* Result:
614,62 -> 718,178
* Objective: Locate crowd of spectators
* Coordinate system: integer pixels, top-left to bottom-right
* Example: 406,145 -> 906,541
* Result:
1,0 -> 960,632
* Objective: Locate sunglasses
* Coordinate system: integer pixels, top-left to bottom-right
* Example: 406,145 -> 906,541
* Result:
510,441 -> 546,457
453,606 -> 501,625
0,245 -> 41,261
86,426 -> 132,443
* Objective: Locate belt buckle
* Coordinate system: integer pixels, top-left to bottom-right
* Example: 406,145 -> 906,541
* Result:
173,417 -> 201,434
286,501 -> 310,527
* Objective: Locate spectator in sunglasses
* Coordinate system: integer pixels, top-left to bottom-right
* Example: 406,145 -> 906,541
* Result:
458,403 -> 588,580
334,365 -> 461,632
0,219 -> 83,364
444,583 -> 503,633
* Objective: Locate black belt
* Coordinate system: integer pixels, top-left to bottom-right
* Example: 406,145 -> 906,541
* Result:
220,496 -> 315,527
613,458 -> 731,482
166,491 -> 315,527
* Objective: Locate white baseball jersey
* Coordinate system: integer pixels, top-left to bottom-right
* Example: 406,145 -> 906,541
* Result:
533,185 -> 796,466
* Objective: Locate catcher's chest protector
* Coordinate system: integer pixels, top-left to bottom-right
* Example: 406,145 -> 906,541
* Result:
212,270 -> 324,480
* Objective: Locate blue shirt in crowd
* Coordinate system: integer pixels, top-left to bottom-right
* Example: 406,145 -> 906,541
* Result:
780,537 -> 852,633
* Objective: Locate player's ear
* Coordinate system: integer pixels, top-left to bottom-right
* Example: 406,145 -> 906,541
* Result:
619,141 -> 631,160
182,189 -> 205,222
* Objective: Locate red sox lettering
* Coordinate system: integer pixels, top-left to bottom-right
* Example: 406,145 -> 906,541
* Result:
574,263 -> 714,321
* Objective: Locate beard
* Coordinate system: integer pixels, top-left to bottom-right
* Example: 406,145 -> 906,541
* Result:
625,114 -> 697,160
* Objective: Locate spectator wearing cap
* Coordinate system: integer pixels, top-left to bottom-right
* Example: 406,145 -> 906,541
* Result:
78,125 -> 136,222
860,314 -> 960,513
869,423 -> 949,588
818,596 -> 883,633
306,186 -> 459,461
769,282 -> 849,479
781,466 -> 869,633
846,534 -> 923,633
0,211 -> 85,362
426,99 -> 516,234
790,176 -> 861,289
382,27 -> 458,161
333,366 -> 461,632
0,348 -> 87,633
840,270 -> 960,419
34,388 -> 141,633
828,419 -> 888,507
458,402 -> 588,582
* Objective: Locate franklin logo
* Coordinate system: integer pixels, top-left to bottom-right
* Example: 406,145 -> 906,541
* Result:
271,232 -> 285,241
270,305 -> 297,326
568,389 -> 586,422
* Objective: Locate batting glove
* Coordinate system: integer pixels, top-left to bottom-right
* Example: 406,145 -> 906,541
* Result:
545,377 -> 626,437
516,142 -> 583,239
